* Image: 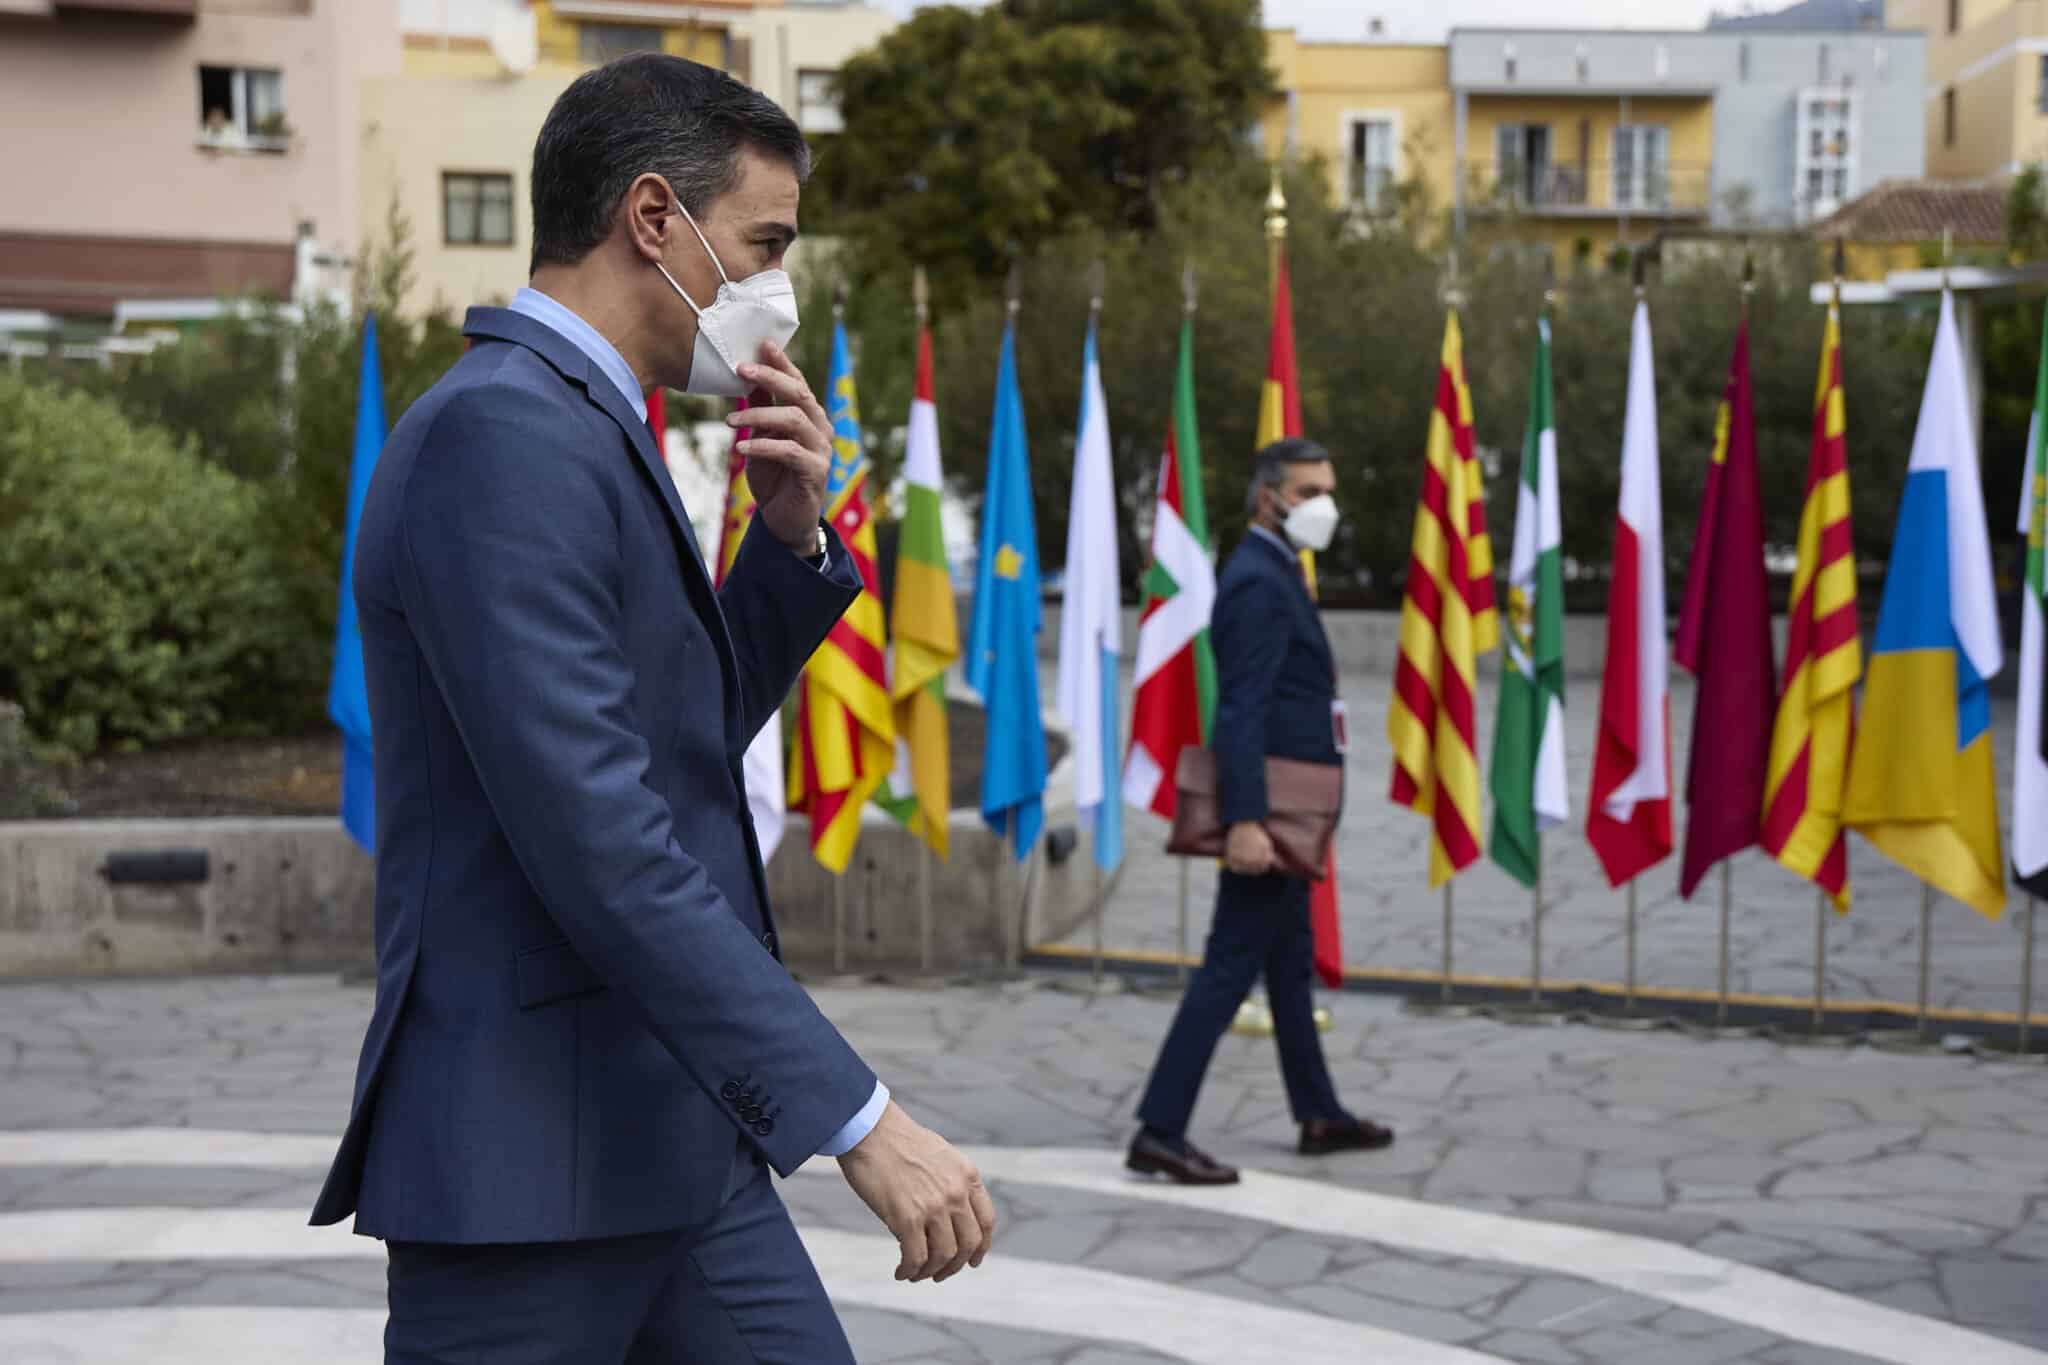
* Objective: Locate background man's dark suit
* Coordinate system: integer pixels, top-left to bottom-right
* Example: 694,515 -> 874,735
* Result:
1136,528 -> 1348,1138
310,307 -> 875,1354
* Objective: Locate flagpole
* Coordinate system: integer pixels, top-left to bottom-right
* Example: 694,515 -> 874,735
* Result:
2024,897 -> 2038,1055
1717,862 -> 1733,1028
832,870 -> 847,976
913,264 -> 936,977
1087,257 -> 1108,993
1917,883 -> 1933,1041
1625,879 -> 1638,1014
1530,866 -> 1542,1005
1442,881 -> 1454,1005
1176,861 -> 1191,988
1812,888 -> 1828,1034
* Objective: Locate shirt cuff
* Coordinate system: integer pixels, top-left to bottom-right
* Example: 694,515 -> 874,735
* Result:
814,1080 -> 889,1157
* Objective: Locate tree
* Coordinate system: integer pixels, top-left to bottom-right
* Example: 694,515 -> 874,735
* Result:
811,0 -> 1273,315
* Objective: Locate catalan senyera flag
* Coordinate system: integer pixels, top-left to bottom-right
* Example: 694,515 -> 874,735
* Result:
1261,246 -> 1342,989
884,324 -> 959,860
1844,291 -> 2006,920
788,321 -> 895,875
1388,308 -> 1498,888
1124,312 -> 1216,817
710,395 -> 788,862
1674,320 -> 1776,899
1762,297 -> 1860,909
2015,307 -> 2048,901
1587,301 -> 1674,887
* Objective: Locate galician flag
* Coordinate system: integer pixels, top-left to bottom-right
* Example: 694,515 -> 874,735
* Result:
2016,309 -> 2048,901
789,321 -> 895,875
1124,313 -> 1216,817
1055,317 -> 1123,871
1388,308 -> 1497,887
1674,319 -> 1777,899
1762,295 -> 1859,908
1587,301 -> 1674,887
881,323 -> 959,860
328,312 -> 384,854
711,395 -> 786,861
1489,315 -> 1567,889
1845,291 -> 2006,919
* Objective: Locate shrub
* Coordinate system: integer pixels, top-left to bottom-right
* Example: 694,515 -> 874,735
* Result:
0,371 -> 301,757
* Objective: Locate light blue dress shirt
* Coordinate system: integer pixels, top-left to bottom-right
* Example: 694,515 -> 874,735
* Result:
505,287 -> 887,1161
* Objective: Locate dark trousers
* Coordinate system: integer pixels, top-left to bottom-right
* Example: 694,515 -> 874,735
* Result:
384,1142 -> 852,1364
1136,870 -> 1347,1138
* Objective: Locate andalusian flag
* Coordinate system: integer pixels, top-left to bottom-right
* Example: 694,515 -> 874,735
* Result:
710,396 -> 788,860
1489,316 -> 1566,889
789,321 -> 895,874
2016,309 -> 2048,901
1261,246 -> 1341,988
1388,308 -> 1497,887
1845,292 -> 2006,919
1587,302 -> 1674,887
1124,314 -> 1216,817
882,324 -> 958,860
1674,320 -> 1776,899
1762,297 -> 1859,908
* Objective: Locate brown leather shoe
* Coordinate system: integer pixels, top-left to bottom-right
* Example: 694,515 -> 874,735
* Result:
1125,1130 -> 1240,1185
1298,1117 -> 1395,1155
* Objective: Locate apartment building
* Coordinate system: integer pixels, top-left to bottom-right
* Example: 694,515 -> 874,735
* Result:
1893,0 -> 2048,179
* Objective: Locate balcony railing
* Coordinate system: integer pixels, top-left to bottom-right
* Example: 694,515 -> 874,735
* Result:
1466,158 -> 1712,219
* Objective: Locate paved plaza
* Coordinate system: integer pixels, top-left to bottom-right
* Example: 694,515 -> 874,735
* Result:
2,970 -> 2046,1362
1062,663 -> 2036,1023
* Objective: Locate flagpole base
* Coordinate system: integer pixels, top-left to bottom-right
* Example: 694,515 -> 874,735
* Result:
1230,996 -> 1276,1037
1313,1005 -> 1332,1032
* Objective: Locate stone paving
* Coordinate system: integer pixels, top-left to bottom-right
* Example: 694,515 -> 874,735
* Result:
2,971 -> 2047,1361
1061,660 -> 2035,1020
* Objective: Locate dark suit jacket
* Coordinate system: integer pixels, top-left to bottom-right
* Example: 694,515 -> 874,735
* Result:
1212,530 -> 1343,829
310,308 -> 875,1244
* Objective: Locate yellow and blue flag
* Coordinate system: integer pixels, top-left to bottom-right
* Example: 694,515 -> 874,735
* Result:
1844,292 -> 2006,919
966,317 -> 1047,858
328,313 -> 384,853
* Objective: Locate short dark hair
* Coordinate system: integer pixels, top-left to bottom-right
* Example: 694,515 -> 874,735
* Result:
529,55 -> 811,273
1246,438 -> 1332,516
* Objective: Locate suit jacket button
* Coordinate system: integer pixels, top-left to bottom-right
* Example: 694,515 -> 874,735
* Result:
720,1080 -> 743,1102
761,932 -> 778,955
740,1104 -> 762,1123
752,1118 -> 774,1137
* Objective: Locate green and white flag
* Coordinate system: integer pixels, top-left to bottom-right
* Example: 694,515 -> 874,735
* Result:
1490,316 -> 1568,888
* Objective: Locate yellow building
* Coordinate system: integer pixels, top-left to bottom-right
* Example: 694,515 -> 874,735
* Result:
1261,30 -> 1455,225
363,0 -> 893,316
1891,0 -> 2048,179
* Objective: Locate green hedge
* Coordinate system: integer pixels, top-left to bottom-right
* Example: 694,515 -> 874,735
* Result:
0,370 -> 304,757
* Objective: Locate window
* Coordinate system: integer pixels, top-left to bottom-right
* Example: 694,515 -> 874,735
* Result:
1504,42 -> 1516,83
579,22 -> 662,65
1612,124 -> 1669,209
1346,117 -> 1397,214
1945,87 -> 1957,146
1795,90 -> 1857,221
1575,43 -> 1589,84
444,172 -> 515,247
795,69 -> 842,134
1739,40 -> 1751,83
1494,123 -> 1551,205
2037,55 -> 2048,113
1949,0 -> 1961,33
197,66 -> 288,150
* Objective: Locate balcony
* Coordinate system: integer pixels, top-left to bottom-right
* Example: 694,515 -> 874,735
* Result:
1465,158 -> 1712,220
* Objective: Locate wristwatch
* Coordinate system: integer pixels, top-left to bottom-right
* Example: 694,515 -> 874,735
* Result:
804,524 -> 828,563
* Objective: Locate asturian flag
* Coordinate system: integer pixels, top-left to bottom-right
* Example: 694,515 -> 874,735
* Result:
1845,291 -> 2006,919
1055,317 -> 1123,871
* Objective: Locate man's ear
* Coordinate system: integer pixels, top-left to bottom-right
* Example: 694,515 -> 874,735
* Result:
623,174 -> 673,265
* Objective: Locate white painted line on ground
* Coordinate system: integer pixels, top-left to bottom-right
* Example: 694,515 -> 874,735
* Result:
950,1147 -> 2048,1365
0,1129 -> 338,1170
0,1209 -> 1505,1365
0,1307 -> 383,1365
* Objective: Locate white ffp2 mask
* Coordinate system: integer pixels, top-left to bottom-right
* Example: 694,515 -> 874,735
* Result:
1282,494 -> 1340,554
654,195 -> 800,397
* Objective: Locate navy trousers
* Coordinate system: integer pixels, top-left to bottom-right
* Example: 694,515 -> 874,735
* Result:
1136,870 -> 1347,1138
384,1142 -> 852,1364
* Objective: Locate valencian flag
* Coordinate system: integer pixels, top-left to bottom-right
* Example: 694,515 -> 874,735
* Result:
1055,317 -> 1124,870
1674,320 -> 1776,898
709,395 -> 788,860
1388,308 -> 1499,887
2016,309 -> 2048,900
1588,301 -> 1674,885
1762,297 -> 1859,907
329,313 -> 384,853
881,324 -> 958,859
966,316 -> 1048,856
1845,292 -> 2006,919
1489,315 -> 1567,889
1260,246 -> 1342,988
1124,313 -> 1217,817
788,321 -> 895,874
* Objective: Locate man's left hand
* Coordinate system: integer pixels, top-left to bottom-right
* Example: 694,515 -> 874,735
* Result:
729,340 -> 832,555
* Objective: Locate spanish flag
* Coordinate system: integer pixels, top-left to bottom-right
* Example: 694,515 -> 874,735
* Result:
789,321 -> 896,875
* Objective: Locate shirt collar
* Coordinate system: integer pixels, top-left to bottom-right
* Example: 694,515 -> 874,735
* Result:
1250,525 -> 1295,558
508,287 -> 647,424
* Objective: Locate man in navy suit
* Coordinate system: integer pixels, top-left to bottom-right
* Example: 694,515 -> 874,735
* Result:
1126,439 -> 1396,1186
311,56 -> 994,1363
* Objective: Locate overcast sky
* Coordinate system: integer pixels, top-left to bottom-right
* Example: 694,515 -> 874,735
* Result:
884,1 -> 1726,43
